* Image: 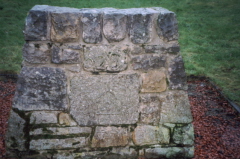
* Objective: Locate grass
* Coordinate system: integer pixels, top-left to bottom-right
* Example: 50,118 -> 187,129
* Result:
0,0 -> 239,105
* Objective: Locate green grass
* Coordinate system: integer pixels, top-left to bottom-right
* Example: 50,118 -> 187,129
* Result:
0,0 -> 240,105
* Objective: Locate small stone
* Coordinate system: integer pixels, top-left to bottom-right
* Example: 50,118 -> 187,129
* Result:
131,45 -> 144,54
24,5 -> 49,40
52,45 -> 80,64
30,127 -> 91,135
172,124 -> 194,145
30,111 -> 58,124
92,126 -> 129,147
168,55 -> 188,90
103,10 -> 127,42
59,112 -> 78,126
133,125 -> 170,145
82,9 -> 102,43
12,67 -> 67,110
141,70 -> 167,93
144,45 -> 166,54
132,55 -> 166,70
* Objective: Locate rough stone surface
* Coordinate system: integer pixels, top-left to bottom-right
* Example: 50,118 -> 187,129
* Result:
92,126 -> 129,147
69,74 -> 139,126
30,111 -> 58,124
160,91 -> 193,123
24,5 -> 49,40
139,95 -> 161,124
59,112 -> 78,126
173,124 -> 194,145
103,11 -> 127,42
12,67 -> 67,110
168,55 -> 188,90
5,110 -> 26,151
133,125 -> 170,145
30,137 -> 88,150
111,147 -> 138,158
83,45 -> 128,72
82,10 -> 102,43
51,12 -> 80,43
132,55 -> 166,70
141,70 -> 167,93
145,147 -> 185,159
144,45 -> 166,54
23,43 -> 50,64
128,8 -> 156,44
30,127 -> 91,135
167,43 -> 180,54
52,45 -> 80,64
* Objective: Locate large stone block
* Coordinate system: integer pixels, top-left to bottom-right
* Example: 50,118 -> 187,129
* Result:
30,137 -> 88,150
92,126 -> 129,147
51,10 -> 80,43
133,125 -> 170,145
82,9 -> 102,43
128,8 -> 157,44
5,111 -> 26,151
12,67 -> 67,110
83,45 -> 128,72
141,70 -> 167,93
139,95 -> 161,124
24,5 -> 49,40
69,74 -> 139,126
23,43 -> 50,64
132,55 -> 166,70
52,45 -> 80,64
160,91 -> 193,123
168,55 -> 188,90
103,10 -> 127,42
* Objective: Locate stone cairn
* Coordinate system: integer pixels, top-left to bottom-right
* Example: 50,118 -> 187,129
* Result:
6,5 -> 194,159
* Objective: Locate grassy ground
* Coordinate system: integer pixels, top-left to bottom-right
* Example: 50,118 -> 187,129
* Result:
0,0 -> 239,105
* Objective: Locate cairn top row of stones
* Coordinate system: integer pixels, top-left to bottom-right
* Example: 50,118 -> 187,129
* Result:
24,5 -> 178,44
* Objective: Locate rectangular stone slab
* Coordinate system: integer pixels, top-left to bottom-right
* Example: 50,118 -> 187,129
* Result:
69,74 -> 140,126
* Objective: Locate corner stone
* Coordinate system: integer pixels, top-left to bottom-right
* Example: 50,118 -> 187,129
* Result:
92,126 -> 129,148
173,124 -> 194,145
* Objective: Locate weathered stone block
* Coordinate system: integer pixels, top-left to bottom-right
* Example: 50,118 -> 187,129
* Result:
111,147 -> 138,158
139,95 -> 161,124
141,70 -> 167,93
168,55 -> 187,90
83,45 -> 128,72
5,110 -> 26,151
128,8 -> 157,44
52,45 -> 80,64
30,111 -> 58,124
132,55 -> 166,70
133,125 -> 170,145
92,126 -> 129,147
144,45 -> 165,54
103,10 -> 127,42
23,43 -> 50,63
12,67 -> 67,110
69,74 -> 139,126
145,147 -> 185,159
160,91 -> 193,123
59,112 -> 77,126
153,7 -> 179,41
24,5 -> 49,40
82,9 -> 102,43
173,124 -> 194,145
51,11 -> 80,43
30,137 -> 88,150
30,127 -> 91,135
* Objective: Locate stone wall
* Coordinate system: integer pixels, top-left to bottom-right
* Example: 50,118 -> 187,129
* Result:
6,5 -> 194,159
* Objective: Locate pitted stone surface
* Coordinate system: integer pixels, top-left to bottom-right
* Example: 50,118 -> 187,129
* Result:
82,9 -> 102,43
52,45 -> 80,64
69,74 -> 139,126
23,43 -> 50,63
24,5 -> 49,40
132,55 -> 166,70
83,45 -> 128,72
30,111 -> 58,124
160,91 -> 193,123
103,10 -> 127,42
92,126 -> 129,147
133,125 -> 170,145
51,11 -> 80,43
12,67 -> 67,110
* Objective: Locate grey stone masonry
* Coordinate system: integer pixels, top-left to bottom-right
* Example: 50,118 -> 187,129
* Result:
6,5 -> 194,159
